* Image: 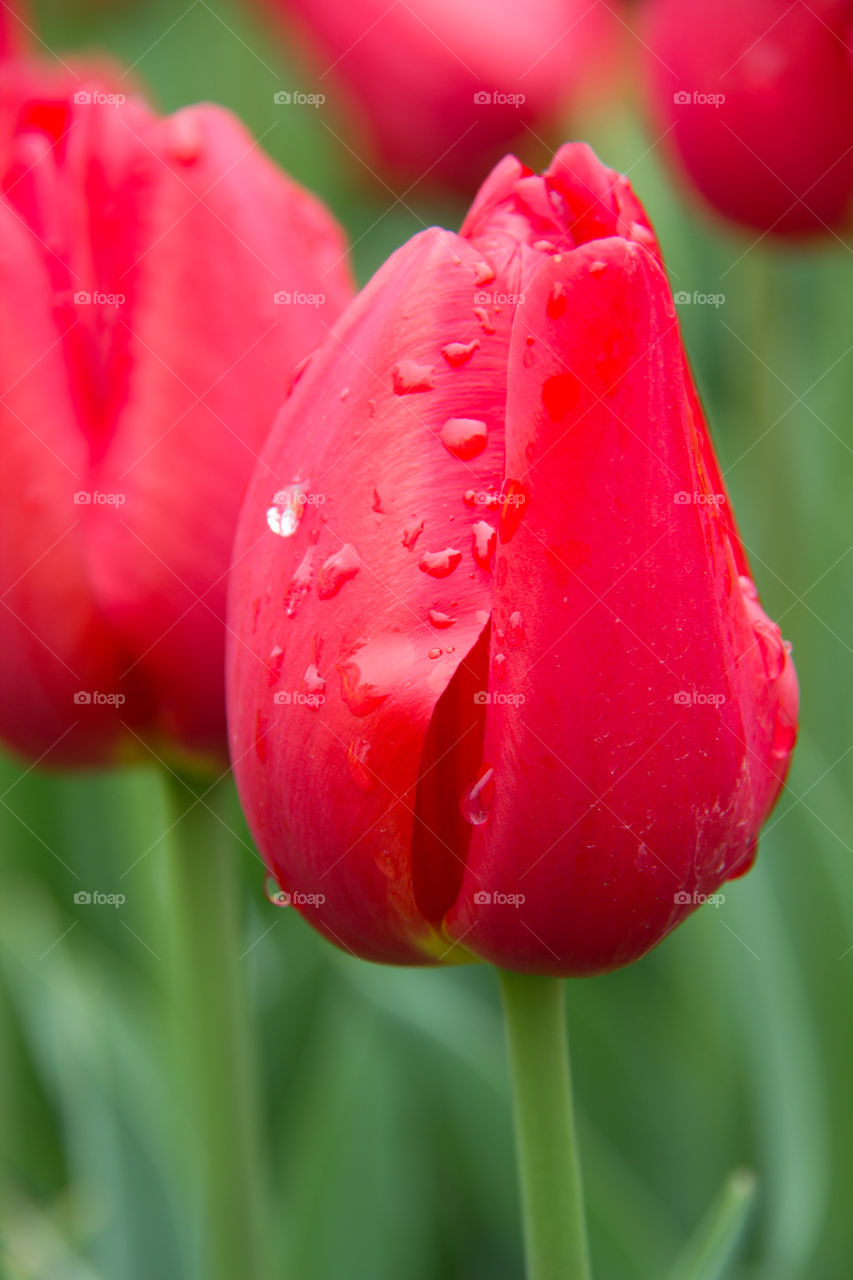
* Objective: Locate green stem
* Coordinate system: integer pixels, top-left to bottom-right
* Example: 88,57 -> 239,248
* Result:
666,1168 -> 757,1280
164,773 -> 267,1280
498,970 -> 591,1280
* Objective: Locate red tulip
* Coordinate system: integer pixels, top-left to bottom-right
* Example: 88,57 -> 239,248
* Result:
644,0 -> 853,235
227,142 -> 798,976
260,0 -> 616,188
0,67 -> 354,769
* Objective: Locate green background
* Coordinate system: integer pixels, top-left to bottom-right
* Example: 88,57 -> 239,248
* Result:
2,2 -> 851,1277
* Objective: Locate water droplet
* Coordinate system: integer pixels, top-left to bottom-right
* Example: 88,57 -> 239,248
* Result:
499,480 -> 529,543
372,489 -> 385,514
739,574 -> 759,601
595,333 -> 628,389
337,654 -> 387,717
317,544 -> 360,599
301,664 -> 326,702
347,737 -> 378,791
507,611 -> 524,645
547,281 -> 568,319
493,652 -> 507,679
402,519 -> 425,550
461,767 -> 495,826
474,306 -> 495,334
628,220 -> 656,248
542,372 -> 579,421
428,647 -> 442,659
267,644 -> 285,687
367,398 -> 376,416
284,546 -> 315,617
473,260 -> 495,285
442,340 -> 479,367
472,520 -> 496,571
266,484 -> 306,537
392,360 -> 434,394
533,238 -> 557,253
771,705 -> 797,759
264,874 -> 290,907
522,348 -> 535,368
752,617 -> 787,681
419,547 -> 462,578
285,354 -> 312,397
440,417 -> 488,461
429,609 -> 455,629
589,259 -> 608,277
168,111 -> 201,163
340,386 -> 350,401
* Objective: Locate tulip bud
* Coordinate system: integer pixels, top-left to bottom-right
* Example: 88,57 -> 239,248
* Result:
259,0 -> 616,188
0,68 -> 354,768
227,143 -> 798,976
644,0 -> 853,235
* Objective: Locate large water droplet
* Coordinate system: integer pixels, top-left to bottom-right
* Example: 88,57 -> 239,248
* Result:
392,360 -> 434,394
402,519 -> 425,550
739,574 -> 759,601
267,644 -> 285,688
429,609 -> 455,629
347,737 -> 378,791
418,547 -> 462,578
168,111 -> 202,164
264,874 -> 290,907
301,664 -> 326,706
428,647 -> 442,659
752,617 -> 787,681
772,705 -> 797,759
461,767 -> 495,826
507,611 -> 524,645
442,340 -> 479,367
440,417 -> 487,461
473,260 -> 495,285
266,484 -> 306,537
284,546 -> 315,617
317,544 -> 360,599
474,306 -> 495,334
472,520 -> 496,571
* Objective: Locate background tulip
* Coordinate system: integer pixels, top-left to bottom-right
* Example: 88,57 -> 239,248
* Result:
643,0 -> 853,235
227,141 -> 798,977
256,0 -> 617,189
0,66 -> 354,769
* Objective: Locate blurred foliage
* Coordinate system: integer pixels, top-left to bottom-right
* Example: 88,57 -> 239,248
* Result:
2,2 -> 852,1278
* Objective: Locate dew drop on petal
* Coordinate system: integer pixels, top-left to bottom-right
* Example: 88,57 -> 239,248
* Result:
493,652 -> 507,679
752,617 -> 787,681
472,520 -> 496,571
461,767 -> 495,826
402,519 -> 425,550
392,360 -> 434,394
267,644 -> 285,687
499,481 -> 529,543
429,609 -> 456,629
301,664 -> 326,701
264,874 -> 290,907
542,372 -> 580,421
419,547 -> 462,578
507,611 -> 524,645
473,260 -> 495,285
772,705 -> 797,759
428,647 -> 442,659
589,259 -> 608,277
441,417 -> 488,461
317,544 -> 360,599
474,306 -> 495,334
442,340 -> 480,367
267,484 -> 306,537
347,737 -> 378,791
547,281 -> 568,319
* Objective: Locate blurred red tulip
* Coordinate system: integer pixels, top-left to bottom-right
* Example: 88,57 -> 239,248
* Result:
227,142 -> 798,976
260,0 -> 617,188
0,67 -> 354,769
644,0 -> 853,235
